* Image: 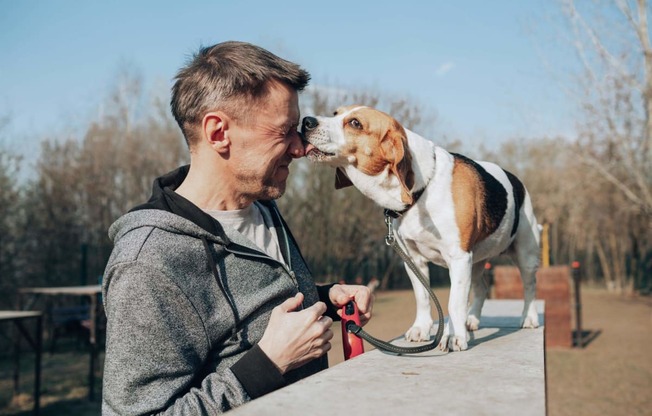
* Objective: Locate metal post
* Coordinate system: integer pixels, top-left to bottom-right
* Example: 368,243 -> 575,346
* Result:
12,323 -> 20,396
571,261 -> 582,348
35,315 -> 42,415
81,243 -> 89,286
13,296 -> 22,396
88,293 -> 97,401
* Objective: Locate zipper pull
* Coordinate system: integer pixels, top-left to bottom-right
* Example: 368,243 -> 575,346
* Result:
287,270 -> 304,309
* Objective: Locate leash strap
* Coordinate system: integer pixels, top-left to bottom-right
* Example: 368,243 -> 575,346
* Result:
345,213 -> 445,354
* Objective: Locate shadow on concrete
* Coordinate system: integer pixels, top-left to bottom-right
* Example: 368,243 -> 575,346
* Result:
467,327 -> 520,349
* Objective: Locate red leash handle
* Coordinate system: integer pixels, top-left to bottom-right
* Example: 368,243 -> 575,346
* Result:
341,301 -> 364,360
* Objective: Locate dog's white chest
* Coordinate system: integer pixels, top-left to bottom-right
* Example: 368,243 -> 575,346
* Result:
397,210 -> 462,268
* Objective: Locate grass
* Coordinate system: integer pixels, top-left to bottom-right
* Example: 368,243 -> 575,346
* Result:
0,339 -> 103,416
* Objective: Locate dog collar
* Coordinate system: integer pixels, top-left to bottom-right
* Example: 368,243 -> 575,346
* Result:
384,187 -> 426,219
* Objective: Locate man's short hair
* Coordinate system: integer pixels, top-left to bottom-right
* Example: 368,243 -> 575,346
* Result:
171,41 -> 311,147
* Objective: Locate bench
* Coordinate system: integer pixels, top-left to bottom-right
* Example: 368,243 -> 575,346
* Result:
230,299 -> 546,415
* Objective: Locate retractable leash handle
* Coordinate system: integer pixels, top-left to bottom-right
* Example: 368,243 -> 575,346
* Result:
341,301 -> 364,360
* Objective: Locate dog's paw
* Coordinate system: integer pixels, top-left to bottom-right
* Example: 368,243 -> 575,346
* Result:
437,335 -> 468,352
437,335 -> 450,352
522,315 -> 540,329
466,315 -> 480,331
405,325 -> 431,342
448,335 -> 468,351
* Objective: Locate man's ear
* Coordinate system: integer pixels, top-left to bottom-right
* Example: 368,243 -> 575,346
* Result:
335,168 -> 354,189
203,112 -> 230,153
381,123 -> 415,204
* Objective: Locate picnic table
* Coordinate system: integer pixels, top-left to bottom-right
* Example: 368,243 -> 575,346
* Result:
1,310 -> 43,415
18,285 -> 103,401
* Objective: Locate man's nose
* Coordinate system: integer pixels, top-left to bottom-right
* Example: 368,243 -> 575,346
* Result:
288,130 -> 306,159
302,116 -> 319,133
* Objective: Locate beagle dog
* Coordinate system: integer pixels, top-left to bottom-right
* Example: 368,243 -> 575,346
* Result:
301,106 -> 540,352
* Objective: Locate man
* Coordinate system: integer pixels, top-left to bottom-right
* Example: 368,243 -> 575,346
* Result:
101,41 -> 373,415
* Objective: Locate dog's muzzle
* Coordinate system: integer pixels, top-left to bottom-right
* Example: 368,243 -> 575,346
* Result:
301,116 -> 336,161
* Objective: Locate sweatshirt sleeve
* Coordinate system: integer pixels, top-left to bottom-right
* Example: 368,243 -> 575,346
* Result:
230,344 -> 286,398
102,261 -> 254,415
316,283 -> 341,321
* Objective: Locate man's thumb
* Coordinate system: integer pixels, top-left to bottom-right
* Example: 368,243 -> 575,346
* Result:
279,292 -> 304,312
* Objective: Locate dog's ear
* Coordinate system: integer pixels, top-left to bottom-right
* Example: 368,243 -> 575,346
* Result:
381,122 -> 415,205
335,167 -> 354,189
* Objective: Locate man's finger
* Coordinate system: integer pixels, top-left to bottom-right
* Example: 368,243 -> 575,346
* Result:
302,301 -> 327,320
278,292 -> 304,312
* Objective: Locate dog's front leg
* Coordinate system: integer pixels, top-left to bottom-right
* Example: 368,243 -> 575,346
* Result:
466,262 -> 490,331
403,254 -> 433,342
441,255 -> 473,352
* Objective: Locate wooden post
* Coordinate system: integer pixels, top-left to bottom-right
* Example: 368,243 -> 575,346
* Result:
541,223 -> 550,267
571,261 -> 583,348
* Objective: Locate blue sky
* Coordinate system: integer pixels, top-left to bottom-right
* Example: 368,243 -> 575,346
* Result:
0,1 -> 578,160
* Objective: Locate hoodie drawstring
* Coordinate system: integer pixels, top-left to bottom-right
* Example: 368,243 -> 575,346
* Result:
201,236 -> 239,340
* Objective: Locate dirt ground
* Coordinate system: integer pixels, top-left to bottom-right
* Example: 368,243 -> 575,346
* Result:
327,286 -> 652,416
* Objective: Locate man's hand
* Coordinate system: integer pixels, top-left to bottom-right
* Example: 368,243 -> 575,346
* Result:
328,284 -> 373,326
258,293 -> 333,375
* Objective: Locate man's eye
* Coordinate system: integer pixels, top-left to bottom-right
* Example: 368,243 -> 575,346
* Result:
349,119 -> 362,129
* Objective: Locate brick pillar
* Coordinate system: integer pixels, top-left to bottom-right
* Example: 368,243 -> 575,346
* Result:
493,265 -> 572,348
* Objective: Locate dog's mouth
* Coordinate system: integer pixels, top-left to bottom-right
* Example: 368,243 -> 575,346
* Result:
305,143 -> 336,162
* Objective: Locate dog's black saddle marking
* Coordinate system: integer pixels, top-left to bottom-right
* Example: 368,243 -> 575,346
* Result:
503,169 -> 525,236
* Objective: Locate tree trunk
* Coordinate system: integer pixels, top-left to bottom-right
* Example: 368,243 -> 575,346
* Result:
595,239 -> 615,291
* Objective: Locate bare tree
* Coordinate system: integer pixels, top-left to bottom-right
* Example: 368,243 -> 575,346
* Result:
0,118 -> 25,308
22,70 -> 187,288
563,0 -> 652,214
558,0 -> 652,291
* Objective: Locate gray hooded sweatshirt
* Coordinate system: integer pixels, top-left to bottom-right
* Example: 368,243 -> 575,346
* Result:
102,166 -> 338,415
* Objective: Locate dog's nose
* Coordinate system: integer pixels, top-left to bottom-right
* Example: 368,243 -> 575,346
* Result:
302,116 -> 319,132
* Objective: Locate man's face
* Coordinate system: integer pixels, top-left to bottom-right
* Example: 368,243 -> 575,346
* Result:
227,80 -> 303,201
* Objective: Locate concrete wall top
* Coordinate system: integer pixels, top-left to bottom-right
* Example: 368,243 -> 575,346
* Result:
230,300 -> 546,416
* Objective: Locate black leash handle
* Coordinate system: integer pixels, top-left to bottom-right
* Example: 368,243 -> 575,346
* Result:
345,214 -> 445,355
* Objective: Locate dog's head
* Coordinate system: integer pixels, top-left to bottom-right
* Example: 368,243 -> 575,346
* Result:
301,106 -> 415,206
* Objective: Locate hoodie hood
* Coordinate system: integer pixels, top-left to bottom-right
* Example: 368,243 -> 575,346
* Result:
108,208 -> 228,246
128,165 -> 229,240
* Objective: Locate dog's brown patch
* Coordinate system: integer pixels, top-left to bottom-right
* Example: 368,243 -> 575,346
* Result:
451,154 -> 508,251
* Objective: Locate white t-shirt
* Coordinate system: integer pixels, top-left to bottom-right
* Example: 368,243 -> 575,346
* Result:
205,202 -> 285,265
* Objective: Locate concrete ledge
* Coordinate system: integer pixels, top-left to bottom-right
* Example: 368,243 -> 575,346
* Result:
230,300 -> 546,416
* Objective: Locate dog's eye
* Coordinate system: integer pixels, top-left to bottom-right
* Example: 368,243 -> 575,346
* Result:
348,118 -> 362,129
